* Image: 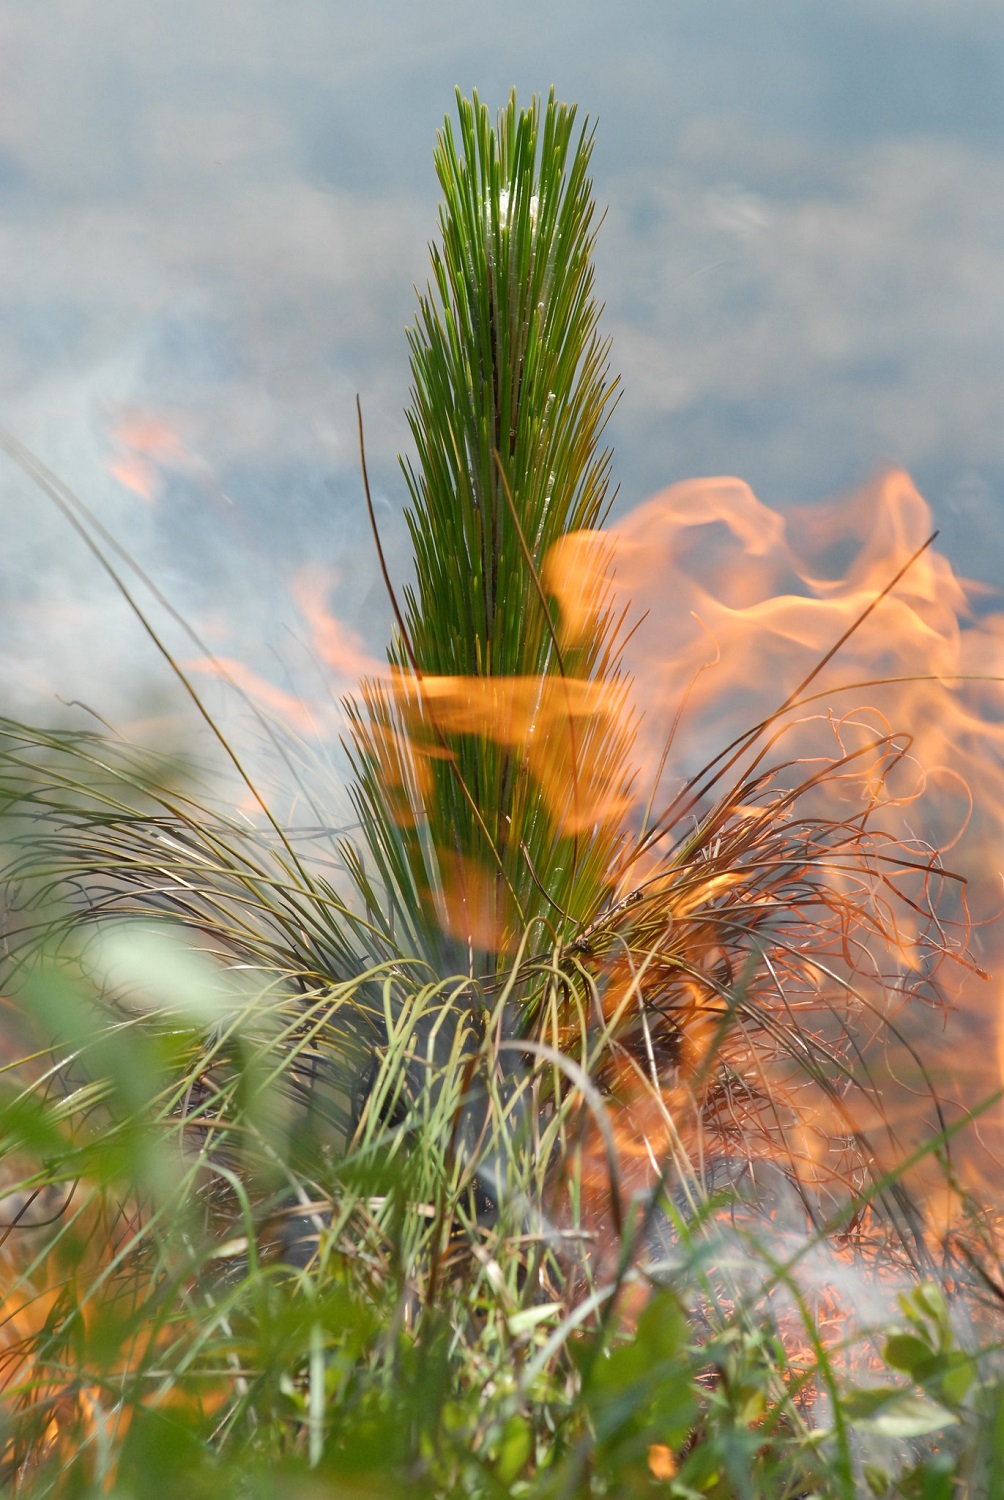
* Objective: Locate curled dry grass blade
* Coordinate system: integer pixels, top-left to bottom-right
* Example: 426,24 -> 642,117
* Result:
0,88 -> 998,1494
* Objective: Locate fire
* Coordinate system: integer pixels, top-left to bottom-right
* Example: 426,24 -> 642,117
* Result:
612,480 -> 1000,959
572,467 -> 1004,1232
435,848 -> 510,951
177,465 -> 1004,1240
184,654 -> 329,739
373,669 -> 633,836
610,470 -> 977,793
0,1182 -> 224,1480
107,414 -> 190,503
291,565 -> 385,686
379,468 -> 1004,1248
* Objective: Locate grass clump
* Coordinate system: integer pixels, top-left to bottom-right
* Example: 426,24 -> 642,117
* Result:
1,89 -> 1003,1497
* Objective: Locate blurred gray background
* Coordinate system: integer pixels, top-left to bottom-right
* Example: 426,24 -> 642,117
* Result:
1,0 -> 1002,729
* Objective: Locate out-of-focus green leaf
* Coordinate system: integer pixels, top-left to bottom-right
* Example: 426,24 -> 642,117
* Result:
884,1333 -> 936,1376
843,1386 -> 956,1439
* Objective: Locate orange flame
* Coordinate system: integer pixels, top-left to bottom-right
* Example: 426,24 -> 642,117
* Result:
541,529 -> 617,650
1,1184 -> 225,1478
108,415 -> 189,503
577,468 -> 1004,1222
434,849 -> 510,952
380,670 -> 633,836
611,470 -> 976,795
184,655 -> 325,738
176,465 -> 1004,1238
290,564 -> 386,684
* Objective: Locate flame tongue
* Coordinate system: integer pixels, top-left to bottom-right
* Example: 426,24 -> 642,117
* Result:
178,462 -> 1004,1236
611,470 -> 967,776
108,413 -> 190,503
586,467 -> 1004,1222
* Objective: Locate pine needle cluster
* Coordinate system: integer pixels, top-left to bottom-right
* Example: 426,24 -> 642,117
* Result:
346,89 -> 632,979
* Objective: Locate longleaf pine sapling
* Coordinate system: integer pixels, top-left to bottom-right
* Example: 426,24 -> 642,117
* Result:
0,89 -> 986,1494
